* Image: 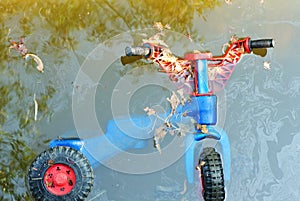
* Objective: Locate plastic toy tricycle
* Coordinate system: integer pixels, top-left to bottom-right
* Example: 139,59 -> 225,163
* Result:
27,36 -> 274,201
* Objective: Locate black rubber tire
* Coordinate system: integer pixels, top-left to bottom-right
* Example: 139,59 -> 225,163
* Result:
28,146 -> 94,201
199,147 -> 225,201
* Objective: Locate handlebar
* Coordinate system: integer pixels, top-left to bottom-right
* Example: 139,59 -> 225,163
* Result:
122,36 -> 274,93
249,39 -> 274,49
125,38 -> 274,58
125,45 -> 151,57
123,37 -> 275,68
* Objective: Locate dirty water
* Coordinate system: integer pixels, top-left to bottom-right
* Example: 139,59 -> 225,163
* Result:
0,0 -> 299,200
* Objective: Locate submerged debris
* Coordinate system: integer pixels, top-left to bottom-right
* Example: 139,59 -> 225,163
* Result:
180,179 -> 187,195
154,125 -> 167,154
225,0 -> 232,5
153,22 -> 164,32
185,32 -> 193,42
153,22 -> 171,32
167,91 -> 180,114
144,89 -> 192,153
9,37 -> 44,73
263,61 -> 271,70
9,37 -> 28,55
144,107 -> 156,116
164,24 -> 171,30
33,93 -> 38,121
155,183 -> 185,200
25,53 -> 44,73
142,22 -> 171,46
176,88 -> 190,105
141,29 -> 196,153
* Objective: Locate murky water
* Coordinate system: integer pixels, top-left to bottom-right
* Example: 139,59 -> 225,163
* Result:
0,0 -> 299,200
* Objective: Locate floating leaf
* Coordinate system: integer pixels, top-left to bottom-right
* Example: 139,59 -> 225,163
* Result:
155,125 -> 167,140
153,125 -> 167,154
153,138 -> 162,154
166,91 -> 179,114
144,106 -> 156,116
144,89 -> 193,153
177,88 -> 189,105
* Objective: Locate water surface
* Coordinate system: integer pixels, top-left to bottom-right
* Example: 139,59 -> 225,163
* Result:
0,0 -> 299,200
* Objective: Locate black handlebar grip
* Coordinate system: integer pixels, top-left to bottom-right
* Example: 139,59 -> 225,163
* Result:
125,46 -> 151,57
249,39 -> 275,49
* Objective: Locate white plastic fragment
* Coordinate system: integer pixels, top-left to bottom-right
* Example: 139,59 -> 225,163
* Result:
25,53 -> 44,73
263,61 -> 271,70
33,93 -> 38,121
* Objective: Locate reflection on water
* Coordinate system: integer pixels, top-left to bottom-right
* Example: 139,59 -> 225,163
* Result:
0,0 -> 299,200
0,0 -> 221,200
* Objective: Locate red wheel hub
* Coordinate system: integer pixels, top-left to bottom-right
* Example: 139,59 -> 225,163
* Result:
44,163 -> 76,196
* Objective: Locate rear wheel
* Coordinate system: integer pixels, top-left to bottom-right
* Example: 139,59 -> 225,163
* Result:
198,147 -> 225,201
28,146 -> 94,201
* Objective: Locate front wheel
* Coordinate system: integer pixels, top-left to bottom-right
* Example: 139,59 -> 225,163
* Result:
198,147 -> 225,201
28,146 -> 94,201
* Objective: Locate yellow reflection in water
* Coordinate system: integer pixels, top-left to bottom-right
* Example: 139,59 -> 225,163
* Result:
0,0 -> 221,200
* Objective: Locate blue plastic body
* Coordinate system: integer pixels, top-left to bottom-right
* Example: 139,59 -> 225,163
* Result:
50,117 -> 151,168
183,95 -> 217,125
196,60 -> 209,94
49,56 -> 231,187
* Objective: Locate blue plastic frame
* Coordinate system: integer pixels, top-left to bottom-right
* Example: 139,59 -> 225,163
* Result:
49,55 -> 231,187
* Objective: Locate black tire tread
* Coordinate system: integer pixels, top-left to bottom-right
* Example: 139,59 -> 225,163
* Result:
28,146 -> 94,201
200,147 -> 225,201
